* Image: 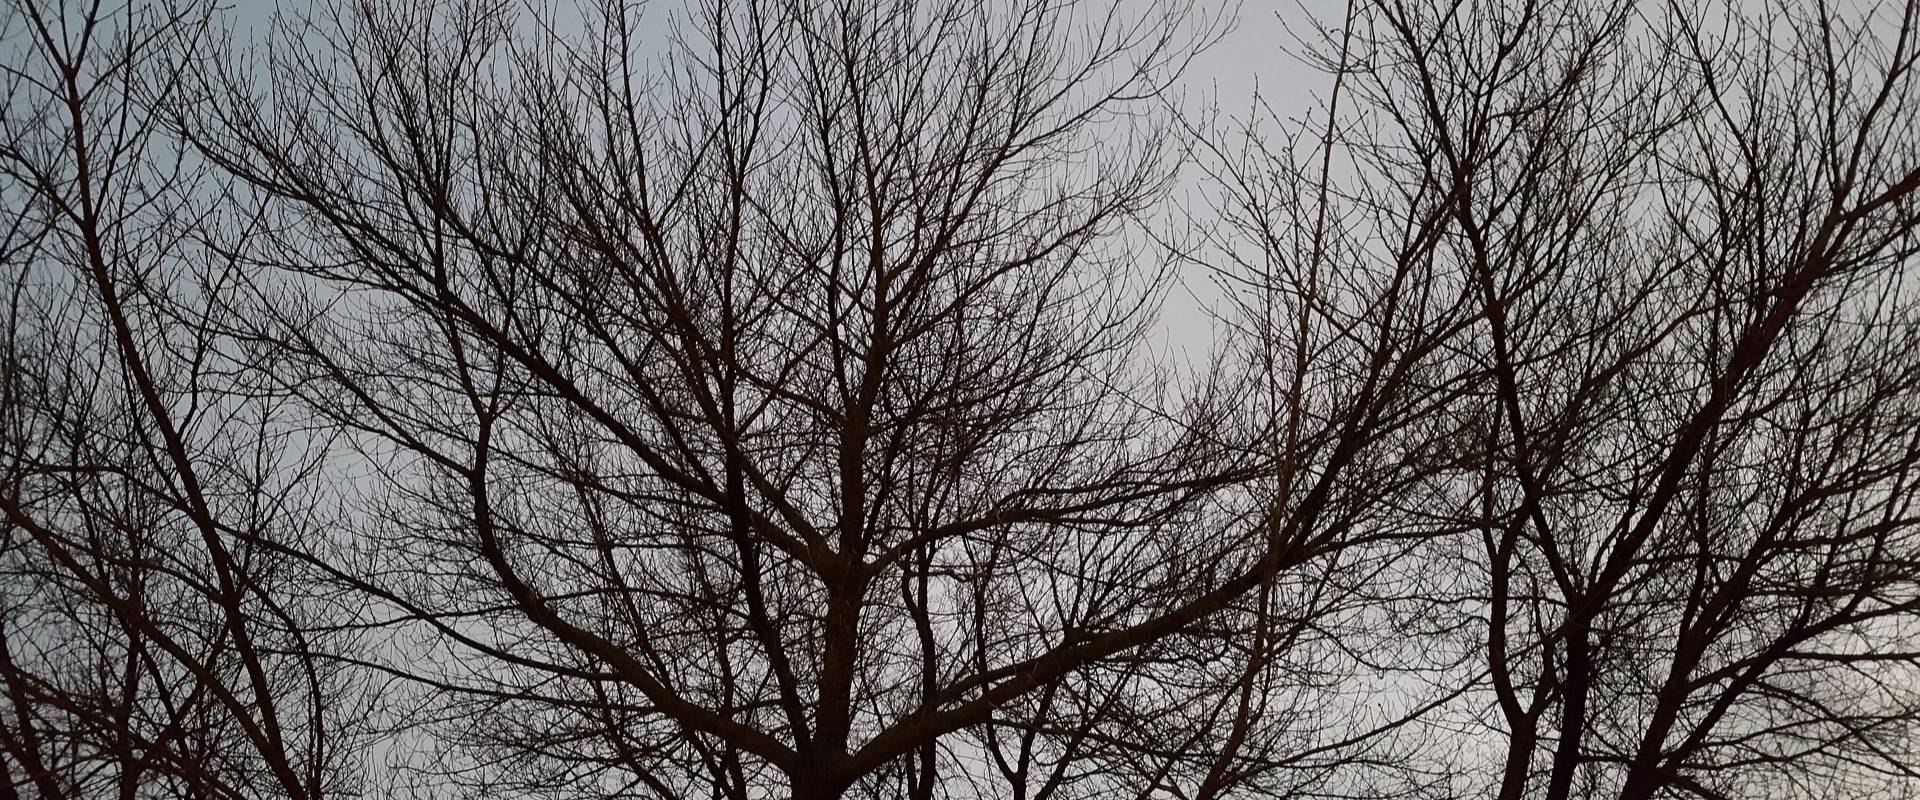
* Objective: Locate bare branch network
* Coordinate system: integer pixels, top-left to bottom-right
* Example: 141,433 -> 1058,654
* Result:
4,0 -> 1920,798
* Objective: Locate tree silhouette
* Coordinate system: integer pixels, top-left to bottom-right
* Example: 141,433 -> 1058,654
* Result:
3,0 -> 1920,798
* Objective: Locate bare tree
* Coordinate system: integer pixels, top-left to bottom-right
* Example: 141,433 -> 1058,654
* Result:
1247,0 -> 1920,797
8,0 -> 1920,798
0,1 -> 370,798
162,1 -> 1301,797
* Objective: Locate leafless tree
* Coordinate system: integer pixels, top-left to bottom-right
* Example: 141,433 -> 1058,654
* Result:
8,0 -> 1920,798
161,0 -> 1316,797
1240,0 -> 1920,797
0,1 -> 372,798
